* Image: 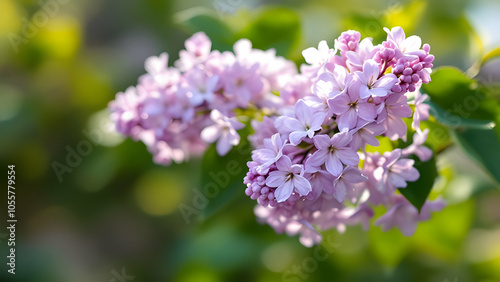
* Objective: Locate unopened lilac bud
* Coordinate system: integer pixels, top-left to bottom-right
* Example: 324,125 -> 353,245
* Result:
408,84 -> 416,92
392,84 -> 402,92
412,63 -> 423,72
424,55 -> 434,63
403,68 -> 413,75
393,64 -> 404,73
423,43 -> 431,53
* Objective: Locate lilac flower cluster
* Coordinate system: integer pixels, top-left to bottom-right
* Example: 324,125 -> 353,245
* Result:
109,32 -> 297,165
245,27 -> 444,246
109,26 -> 444,246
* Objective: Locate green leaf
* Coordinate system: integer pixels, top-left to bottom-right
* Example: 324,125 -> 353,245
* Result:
398,156 -> 438,212
236,7 -> 301,57
453,128 -> 500,184
198,127 -> 252,221
175,8 -> 235,51
422,67 -> 499,122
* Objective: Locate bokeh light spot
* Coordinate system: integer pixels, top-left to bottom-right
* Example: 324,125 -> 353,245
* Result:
134,170 -> 185,216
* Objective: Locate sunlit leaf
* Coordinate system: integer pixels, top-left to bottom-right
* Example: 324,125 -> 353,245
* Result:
422,67 -> 499,122
426,100 -> 496,130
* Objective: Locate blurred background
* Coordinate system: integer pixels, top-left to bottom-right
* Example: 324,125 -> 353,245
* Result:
1,0 -> 500,281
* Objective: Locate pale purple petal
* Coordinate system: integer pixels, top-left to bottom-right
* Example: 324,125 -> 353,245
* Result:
277,116 -> 303,133
333,180 -> 346,202
289,131 -> 309,145
313,134 -> 332,150
328,94 -> 351,114
325,153 -> 343,176
307,149 -> 329,167
337,108 -> 358,131
359,85 -> 373,99
201,125 -> 221,143
342,167 -> 367,183
266,171 -> 289,187
276,155 -> 293,171
336,149 -> 359,166
357,102 -> 376,121
374,73 -> 398,90
216,131 -> 233,156
293,175 -> 312,196
275,181 -> 294,202
295,100 -> 312,125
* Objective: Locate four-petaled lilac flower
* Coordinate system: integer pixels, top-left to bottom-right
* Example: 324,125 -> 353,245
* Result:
309,67 -> 352,113
266,156 -> 312,202
383,27 -> 422,56
332,166 -> 367,202
304,164 -> 336,201
275,100 -> 326,145
349,121 -> 386,150
353,59 -> 398,99
252,133 -> 287,174
201,110 -> 245,156
328,85 -> 377,131
301,40 -> 336,77
373,149 -> 420,192
307,132 -> 360,176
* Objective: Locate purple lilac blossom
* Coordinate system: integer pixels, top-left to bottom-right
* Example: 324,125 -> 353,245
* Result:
109,27 -> 443,246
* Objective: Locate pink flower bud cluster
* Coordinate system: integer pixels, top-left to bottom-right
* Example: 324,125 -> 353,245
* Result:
109,32 -> 298,165
245,27 -> 444,246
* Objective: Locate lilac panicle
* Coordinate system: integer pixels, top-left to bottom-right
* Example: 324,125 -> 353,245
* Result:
244,26 -> 442,246
109,26 -> 443,247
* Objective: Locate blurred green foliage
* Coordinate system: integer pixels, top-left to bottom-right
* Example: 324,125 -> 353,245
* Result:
1,0 -> 500,281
